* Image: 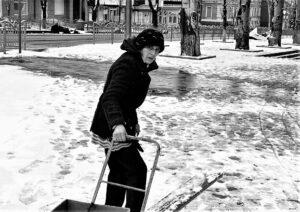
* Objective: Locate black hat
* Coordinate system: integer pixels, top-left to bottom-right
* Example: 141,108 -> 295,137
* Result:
135,28 -> 165,53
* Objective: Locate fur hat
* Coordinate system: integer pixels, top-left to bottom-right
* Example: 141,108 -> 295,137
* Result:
135,28 -> 165,53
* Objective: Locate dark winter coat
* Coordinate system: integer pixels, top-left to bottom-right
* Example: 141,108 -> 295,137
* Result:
90,37 -> 159,139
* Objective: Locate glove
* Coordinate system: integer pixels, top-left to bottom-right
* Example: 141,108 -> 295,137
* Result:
112,124 -> 127,142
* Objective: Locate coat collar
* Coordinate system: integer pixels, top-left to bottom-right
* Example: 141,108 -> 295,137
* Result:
121,37 -> 159,73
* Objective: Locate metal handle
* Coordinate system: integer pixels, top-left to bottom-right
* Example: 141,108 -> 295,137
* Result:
90,135 -> 161,212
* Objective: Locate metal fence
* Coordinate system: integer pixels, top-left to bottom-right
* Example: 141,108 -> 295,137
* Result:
5,22 -> 297,52
163,27 -> 236,41
89,23 -> 236,44
0,20 -> 27,54
0,27 -> 236,51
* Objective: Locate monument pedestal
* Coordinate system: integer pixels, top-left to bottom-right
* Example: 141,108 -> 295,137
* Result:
76,19 -> 85,31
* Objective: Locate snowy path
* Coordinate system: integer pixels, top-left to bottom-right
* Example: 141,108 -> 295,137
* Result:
0,39 -> 299,211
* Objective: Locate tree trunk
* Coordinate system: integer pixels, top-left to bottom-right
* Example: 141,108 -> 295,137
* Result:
296,0 -> 300,30
270,1 -> 275,30
267,0 -> 274,30
235,0 -> 251,50
179,0 -> 201,56
270,0 -> 284,47
199,0 -> 203,22
222,0 -> 227,42
290,3 -> 296,29
41,0 -> 47,29
148,0 -> 159,28
119,0 -> 122,23
6,1 -> 12,17
92,0 -> 100,21
293,0 -> 300,44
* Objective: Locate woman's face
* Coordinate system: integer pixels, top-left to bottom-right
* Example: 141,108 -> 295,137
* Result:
140,45 -> 160,65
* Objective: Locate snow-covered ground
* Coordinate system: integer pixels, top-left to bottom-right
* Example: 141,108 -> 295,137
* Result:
0,38 -> 299,212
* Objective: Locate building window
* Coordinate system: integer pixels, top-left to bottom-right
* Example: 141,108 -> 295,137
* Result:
206,6 -> 212,18
173,16 -> 176,23
14,0 -> 27,15
55,0 -> 64,15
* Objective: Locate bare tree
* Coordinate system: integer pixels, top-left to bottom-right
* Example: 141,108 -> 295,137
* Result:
267,0 -> 274,29
41,0 -> 47,29
269,0 -> 284,46
293,0 -> 300,44
289,0 -> 297,29
148,0 -> 160,28
199,0 -> 203,22
269,0 -> 275,30
222,0 -> 228,42
119,0 -> 122,23
87,0 -> 100,21
235,0 -> 251,50
4,0 -> 13,17
296,0 -> 300,30
179,0 -> 201,56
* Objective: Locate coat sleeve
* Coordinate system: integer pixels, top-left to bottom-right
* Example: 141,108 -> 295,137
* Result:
101,58 -> 136,130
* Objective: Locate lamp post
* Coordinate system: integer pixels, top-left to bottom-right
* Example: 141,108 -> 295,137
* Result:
119,0 -> 122,23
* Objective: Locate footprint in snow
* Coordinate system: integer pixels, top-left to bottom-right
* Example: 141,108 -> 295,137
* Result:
228,156 -> 242,162
19,160 -> 43,174
18,181 -> 47,205
7,152 -> 15,159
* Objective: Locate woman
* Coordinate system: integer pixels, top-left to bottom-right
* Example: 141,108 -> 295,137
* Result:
90,28 -> 164,212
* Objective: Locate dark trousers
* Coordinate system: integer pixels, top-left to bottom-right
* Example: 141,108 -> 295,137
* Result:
105,144 -> 147,212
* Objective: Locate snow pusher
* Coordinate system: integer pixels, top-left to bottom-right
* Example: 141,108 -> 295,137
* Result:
52,135 -> 161,212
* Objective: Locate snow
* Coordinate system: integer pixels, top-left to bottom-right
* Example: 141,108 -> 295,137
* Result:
0,37 -> 299,212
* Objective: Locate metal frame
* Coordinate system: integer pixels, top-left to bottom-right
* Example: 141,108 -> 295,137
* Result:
89,135 -> 161,212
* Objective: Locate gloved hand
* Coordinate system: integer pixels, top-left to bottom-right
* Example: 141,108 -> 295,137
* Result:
112,124 -> 127,142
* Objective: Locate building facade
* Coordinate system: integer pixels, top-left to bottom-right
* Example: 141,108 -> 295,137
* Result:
0,0 -> 88,23
0,0 -> 29,18
0,0 -> 264,28
132,0 -> 181,26
201,0 -> 261,27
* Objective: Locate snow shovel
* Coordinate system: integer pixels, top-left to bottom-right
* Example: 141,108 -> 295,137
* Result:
52,135 -> 161,212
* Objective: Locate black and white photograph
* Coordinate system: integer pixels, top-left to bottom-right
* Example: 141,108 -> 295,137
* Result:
0,0 -> 299,211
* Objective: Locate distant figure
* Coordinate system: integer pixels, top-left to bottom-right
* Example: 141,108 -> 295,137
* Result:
90,28 -> 164,212
51,23 -> 70,34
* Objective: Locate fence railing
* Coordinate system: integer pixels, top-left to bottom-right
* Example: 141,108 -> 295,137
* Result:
3,22 -> 295,52
0,27 -> 237,52
89,23 -> 236,44
0,20 -> 27,53
163,27 -> 236,41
